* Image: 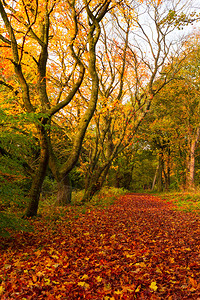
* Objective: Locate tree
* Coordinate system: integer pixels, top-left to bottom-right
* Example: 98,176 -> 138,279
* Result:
78,0 -> 193,201
142,33 -> 200,190
0,0 -> 199,215
48,0 -> 113,205
0,0 -> 112,216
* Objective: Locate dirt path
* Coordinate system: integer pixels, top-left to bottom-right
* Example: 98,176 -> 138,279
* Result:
0,194 -> 200,299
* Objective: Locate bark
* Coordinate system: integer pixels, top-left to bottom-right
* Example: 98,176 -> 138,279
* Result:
82,182 -> 101,204
186,125 -> 200,189
157,152 -> 164,192
151,165 -> 159,191
82,159 -> 113,203
161,146 -> 171,191
165,146 -> 171,190
25,125 -> 49,217
48,142 -> 72,205
57,174 -> 72,205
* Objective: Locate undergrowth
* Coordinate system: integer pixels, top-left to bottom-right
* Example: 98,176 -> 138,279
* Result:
39,187 -> 128,223
161,190 -> 200,213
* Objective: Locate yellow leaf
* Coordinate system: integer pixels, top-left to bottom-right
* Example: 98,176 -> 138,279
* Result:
169,257 -> 175,263
64,281 -> 74,285
96,276 -> 102,282
44,278 -> 51,285
27,281 -> 33,287
0,286 -> 4,295
114,290 -> 123,295
135,262 -> 146,267
149,281 -> 158,291
52,255 -> 59,259
135,284 -> 141,292
80,274 -> 89,280
32,275 -> 37,282
127,287 -> 135,292
77,281 -> 90,289
126,254 -> 134,258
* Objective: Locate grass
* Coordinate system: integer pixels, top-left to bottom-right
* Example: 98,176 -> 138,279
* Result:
161,190 -> 200,213
39,187 -> 200,223
3,184 -> 199,238
38,186 -> 128,222
72,186 -> 128,207
0,185 -> 128,237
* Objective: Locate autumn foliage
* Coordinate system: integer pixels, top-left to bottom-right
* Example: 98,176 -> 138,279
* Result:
0,1 -> 200,297
0,194 -> 200,299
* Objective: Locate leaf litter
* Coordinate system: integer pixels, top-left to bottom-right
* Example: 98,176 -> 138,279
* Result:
0,194 -> 200,299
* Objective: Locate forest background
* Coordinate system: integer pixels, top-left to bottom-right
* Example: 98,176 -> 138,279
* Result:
0,0 -> 200,236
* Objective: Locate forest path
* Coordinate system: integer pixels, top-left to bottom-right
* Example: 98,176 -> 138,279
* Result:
0,193 -> 200,299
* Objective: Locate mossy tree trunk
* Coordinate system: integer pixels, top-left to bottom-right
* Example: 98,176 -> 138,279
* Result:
57,174 -> 72,205
55,1 -> 111,204
25,124 -> 49,217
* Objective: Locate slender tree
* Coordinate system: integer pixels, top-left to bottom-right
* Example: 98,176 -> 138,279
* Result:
79,0 -> 193,201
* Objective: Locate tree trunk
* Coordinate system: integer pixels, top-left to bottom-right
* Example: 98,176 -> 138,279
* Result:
82,181 -> 101,203
57,174 -> 72,205
151,165 -> 159,191
166,146 -> 171,190
157,152 -> 164,192
25,126 -> 49,217
186,141 -> 196,189
186,126 -> 200,189
82,161 -> 112,203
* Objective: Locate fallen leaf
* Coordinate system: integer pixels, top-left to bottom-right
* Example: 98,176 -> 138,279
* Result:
0,286 -> 4,295
77,281 -> 90,288
80,274 -> 89,280
96,276 -> 102,282
150,281 -> 158,291
135,285 -> 141,292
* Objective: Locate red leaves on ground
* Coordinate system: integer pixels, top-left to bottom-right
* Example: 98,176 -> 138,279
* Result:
0,194 -> 200,299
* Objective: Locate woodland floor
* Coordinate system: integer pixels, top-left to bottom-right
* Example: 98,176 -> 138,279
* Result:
0,193 -> 200,300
